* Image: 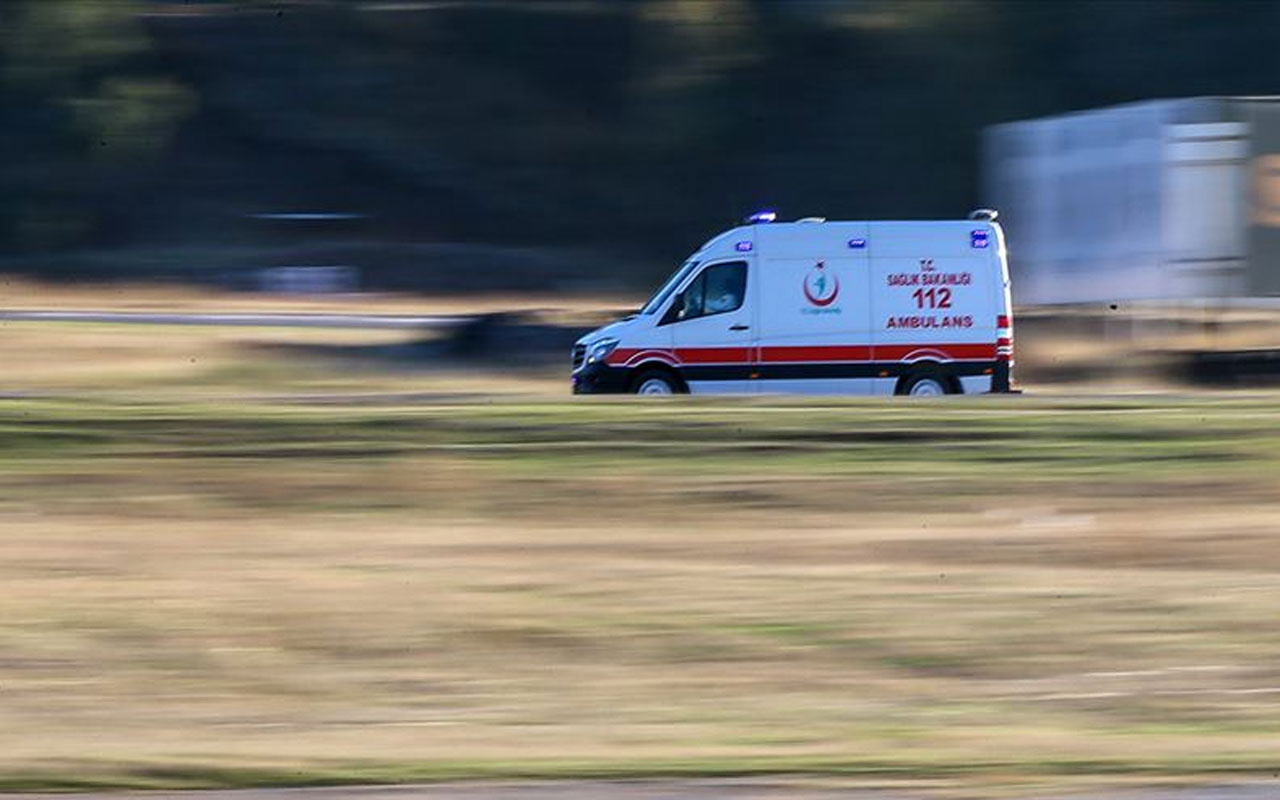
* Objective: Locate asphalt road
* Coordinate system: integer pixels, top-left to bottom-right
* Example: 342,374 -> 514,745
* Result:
2,781 -> 1278,800
0,310 -> 468,329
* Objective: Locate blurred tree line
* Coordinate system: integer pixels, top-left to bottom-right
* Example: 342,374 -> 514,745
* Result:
2,0 -> 195,250
3,0 -> 1280,288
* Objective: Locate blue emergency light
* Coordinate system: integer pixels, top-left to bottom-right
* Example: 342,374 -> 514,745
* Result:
847,238 -> 867,249
746,210 -> 777,224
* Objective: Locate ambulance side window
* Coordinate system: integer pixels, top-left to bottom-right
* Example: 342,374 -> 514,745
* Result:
666,261 -> 746,324
681,271 -> 707,318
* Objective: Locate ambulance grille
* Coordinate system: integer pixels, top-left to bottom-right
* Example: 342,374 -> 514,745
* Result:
572,344 -> 586,371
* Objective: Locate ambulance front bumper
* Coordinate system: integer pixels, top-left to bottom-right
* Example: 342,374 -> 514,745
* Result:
571,362 -> 631,394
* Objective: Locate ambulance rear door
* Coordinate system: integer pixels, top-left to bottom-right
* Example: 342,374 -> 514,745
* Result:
869,222 -> 999,393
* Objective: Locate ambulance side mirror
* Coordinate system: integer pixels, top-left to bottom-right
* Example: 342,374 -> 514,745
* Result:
660,292 -> 685,326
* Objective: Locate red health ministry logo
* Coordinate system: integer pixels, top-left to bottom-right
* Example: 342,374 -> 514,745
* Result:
803,261 -> 839,307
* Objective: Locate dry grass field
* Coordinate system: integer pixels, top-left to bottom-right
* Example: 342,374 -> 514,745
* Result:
1,310 -> 1279,794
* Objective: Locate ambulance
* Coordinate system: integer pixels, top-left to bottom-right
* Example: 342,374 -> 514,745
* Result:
572,210 -> 1015,396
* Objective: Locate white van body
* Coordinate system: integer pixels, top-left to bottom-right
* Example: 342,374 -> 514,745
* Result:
572,214 -> 1015,396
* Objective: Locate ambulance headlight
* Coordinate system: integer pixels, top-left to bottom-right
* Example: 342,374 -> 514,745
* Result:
587,338 -> 619,363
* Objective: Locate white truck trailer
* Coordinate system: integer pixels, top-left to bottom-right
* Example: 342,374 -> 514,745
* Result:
983,96 -> 1280,305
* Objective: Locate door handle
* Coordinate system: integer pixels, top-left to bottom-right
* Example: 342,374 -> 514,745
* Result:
729,324 -> 750,331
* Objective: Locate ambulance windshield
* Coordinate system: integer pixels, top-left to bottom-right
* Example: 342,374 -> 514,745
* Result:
640,259 -> 699,315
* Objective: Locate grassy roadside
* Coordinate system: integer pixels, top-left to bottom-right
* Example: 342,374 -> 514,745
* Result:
2,394 -> 1278,520
0,394 -> 1279,793
0,317 -> 1279,793
0,756 -> 1276,794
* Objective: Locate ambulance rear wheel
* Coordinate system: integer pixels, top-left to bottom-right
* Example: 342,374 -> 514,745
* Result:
632,369 -> 679,396
898,372 -> 953,397
908,377 -> 947,396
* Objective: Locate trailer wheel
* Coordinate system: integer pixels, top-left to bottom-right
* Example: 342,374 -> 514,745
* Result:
632,369 -> 680,396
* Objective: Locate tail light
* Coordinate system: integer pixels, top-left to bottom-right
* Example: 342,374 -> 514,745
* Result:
996,315 -> 1014,362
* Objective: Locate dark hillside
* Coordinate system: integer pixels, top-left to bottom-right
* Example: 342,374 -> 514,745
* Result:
4,0 -> 1280,290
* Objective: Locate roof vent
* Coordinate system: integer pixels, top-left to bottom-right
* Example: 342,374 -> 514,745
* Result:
968,208 -> 998,222
796,217 -> 826,223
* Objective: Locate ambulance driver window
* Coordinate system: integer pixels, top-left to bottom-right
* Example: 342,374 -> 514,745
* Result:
671,261 -> 746,323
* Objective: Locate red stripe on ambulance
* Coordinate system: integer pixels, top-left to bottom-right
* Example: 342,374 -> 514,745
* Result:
674,347 -> 753,364
612,343 -> 997,367
760,345 -> 874,363
875,343 -> 996,361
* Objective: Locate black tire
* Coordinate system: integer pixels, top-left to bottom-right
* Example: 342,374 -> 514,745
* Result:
631,368 -> 682,396
896,369 -> 956,397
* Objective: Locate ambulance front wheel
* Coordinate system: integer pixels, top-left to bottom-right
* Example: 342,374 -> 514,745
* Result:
632,369 -> 681,396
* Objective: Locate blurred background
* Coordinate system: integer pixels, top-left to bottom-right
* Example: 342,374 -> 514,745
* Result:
3,0 -> 1280,296
3,2 -> 1280,797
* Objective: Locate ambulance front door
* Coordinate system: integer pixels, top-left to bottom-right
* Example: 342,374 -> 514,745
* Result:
662,259 -> 754,394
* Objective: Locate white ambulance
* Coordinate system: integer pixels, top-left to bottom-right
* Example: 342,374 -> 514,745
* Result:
572,210 -> 1015,396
